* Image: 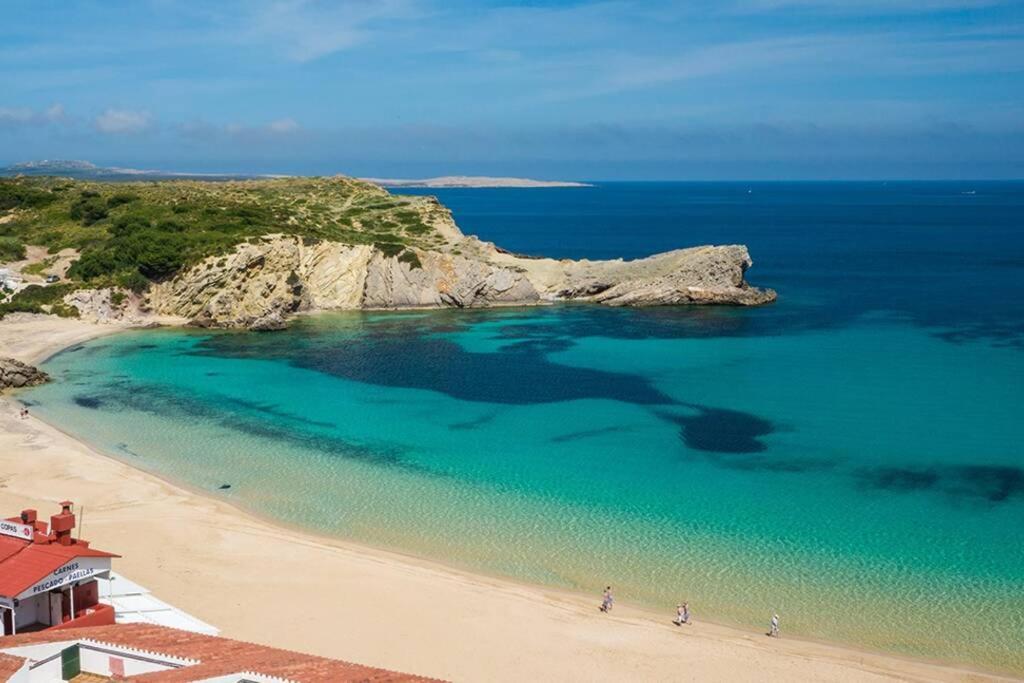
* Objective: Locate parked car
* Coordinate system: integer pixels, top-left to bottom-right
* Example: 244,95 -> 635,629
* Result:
45,274 -> 60,283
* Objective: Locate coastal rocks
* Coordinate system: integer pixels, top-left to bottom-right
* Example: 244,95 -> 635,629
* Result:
148,235 -> 542,327
248,311 -> 289,331
0,357 -> 49,390
147,233 -> 775,329
579,246 -> 776,306
489,242 -> 777,307
64,287 -> 140,323
362,249 -> 540,309
148,237 -> 307,330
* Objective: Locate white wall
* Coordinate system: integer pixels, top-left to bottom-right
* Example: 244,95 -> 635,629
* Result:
1,641 -> 185,681
13,594 -> 45,630
80,645 -> 178,677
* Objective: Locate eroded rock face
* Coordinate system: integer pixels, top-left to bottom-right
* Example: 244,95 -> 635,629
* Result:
64,288 -> 143,323
147,233 -> 775,329
0,357 -> 49,390
147,236 -> 542,328
362,249 -> 539,309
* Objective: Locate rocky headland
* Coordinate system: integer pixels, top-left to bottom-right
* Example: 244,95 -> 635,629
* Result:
1,174 -> 775,330
144,235 -> 775,329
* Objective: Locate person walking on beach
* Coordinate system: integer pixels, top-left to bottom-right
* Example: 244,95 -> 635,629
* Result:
673,601 -> 691,626
769,612 -> 780,637
600,586 -> 614,613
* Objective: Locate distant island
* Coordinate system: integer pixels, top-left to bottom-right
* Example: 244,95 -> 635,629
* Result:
361,176 -> 591,188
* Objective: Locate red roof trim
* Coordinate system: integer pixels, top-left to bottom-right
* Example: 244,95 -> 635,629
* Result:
0,542 -> 119,598
0,623 -> 442,682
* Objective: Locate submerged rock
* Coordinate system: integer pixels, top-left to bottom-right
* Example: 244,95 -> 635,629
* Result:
0,357 -> 50,390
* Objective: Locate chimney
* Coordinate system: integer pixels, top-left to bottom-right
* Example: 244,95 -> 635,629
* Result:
20,509 -> 37,525
50,501 -> 76,546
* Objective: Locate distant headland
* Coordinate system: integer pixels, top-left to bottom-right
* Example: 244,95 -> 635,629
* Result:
0,160 -> 284,181
361,176 -> 591,188
1,161 -> 588,188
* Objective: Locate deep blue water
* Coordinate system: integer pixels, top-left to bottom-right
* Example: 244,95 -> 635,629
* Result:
402,181 -> 1024,347
25,181 -> 1024,673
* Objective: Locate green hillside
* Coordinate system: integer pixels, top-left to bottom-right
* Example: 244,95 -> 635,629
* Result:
0,175 -> 447,294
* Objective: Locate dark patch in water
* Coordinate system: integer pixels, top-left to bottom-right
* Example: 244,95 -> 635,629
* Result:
933,324 -> 1024,350
949,465 -> 1024,503
73,395 -> 104,409
551,426 -> 631,443
218,483 -> 231,490
449,412 -> 499,430
196,320 -> 674,406
82,382 -> 435,477
663,405 -> 774,454
857,464 -> 1024,504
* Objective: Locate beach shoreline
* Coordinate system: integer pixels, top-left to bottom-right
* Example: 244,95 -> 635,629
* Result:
1,314 -> 1018,682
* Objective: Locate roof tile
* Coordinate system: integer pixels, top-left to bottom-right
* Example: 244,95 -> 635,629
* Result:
1,623 -> 442,682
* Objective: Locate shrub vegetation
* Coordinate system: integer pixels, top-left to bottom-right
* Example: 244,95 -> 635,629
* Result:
0,175 -> 442,295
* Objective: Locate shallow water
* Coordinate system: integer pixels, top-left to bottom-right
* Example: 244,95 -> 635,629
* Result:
24,182 -> 1024,673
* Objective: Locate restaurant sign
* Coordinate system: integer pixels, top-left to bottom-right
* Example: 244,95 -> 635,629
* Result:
0,520 -> 33,541
17,557 -> 109,599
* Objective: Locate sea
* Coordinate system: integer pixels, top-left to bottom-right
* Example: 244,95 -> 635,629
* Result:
22,182 -> 1024,673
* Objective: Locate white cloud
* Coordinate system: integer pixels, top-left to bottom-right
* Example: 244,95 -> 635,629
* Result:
0,103 -> 68,126
43,103 -> 66,122
95,108 -> 154,134
267,117 -> 300,134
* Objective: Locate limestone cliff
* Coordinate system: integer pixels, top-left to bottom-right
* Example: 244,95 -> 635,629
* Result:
145,227 -> 775,329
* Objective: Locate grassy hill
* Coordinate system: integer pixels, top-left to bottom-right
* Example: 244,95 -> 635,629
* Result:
0,175 -> 448,295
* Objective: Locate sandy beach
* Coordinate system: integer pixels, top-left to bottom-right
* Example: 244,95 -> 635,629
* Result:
0,314 -> 1017,682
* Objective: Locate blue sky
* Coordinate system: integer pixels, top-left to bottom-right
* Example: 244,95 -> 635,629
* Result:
2,0 -> 1023,179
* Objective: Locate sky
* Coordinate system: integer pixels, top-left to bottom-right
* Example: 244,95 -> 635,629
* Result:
2,0 -> 1023,179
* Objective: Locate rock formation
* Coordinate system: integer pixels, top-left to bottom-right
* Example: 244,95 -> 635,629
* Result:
0,357 -> 49,390
146,229 -> 776,329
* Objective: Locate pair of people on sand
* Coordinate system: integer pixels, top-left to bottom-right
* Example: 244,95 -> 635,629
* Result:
599,589 -> 692,628
18,407 -> 29,419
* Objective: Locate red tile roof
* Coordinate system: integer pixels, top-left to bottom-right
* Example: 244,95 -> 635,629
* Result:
0,537 -> 25,565
0,540 -> 118,598
0,652 -> 26,680
0,623 -> 442,682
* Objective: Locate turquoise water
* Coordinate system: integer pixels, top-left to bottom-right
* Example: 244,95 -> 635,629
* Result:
22,182 -> 1024,674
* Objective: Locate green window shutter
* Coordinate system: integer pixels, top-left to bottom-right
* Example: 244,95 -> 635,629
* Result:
60,644 -> 81,680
